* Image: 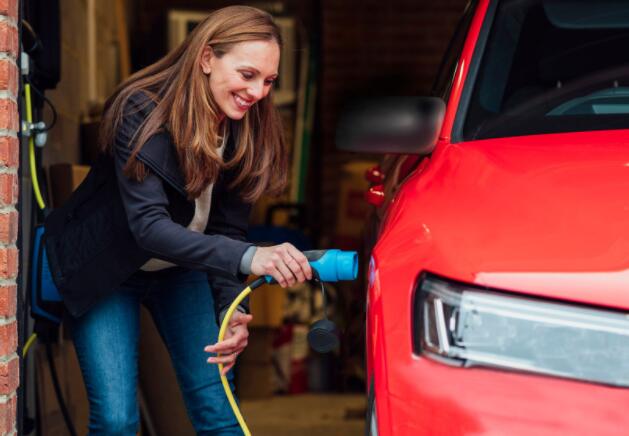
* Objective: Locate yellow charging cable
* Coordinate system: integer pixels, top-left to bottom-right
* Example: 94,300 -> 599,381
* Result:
22,332 -> 38,357
24,83 -> 46,210
22,83 -> 47,356
217,282 -> 255,436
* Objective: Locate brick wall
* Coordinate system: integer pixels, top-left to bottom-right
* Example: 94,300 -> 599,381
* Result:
0,0 -> 19,434
316,0 -> 468,240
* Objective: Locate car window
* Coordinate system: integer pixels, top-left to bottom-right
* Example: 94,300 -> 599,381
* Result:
431,1 -> 477,102
461,0 -> 629,140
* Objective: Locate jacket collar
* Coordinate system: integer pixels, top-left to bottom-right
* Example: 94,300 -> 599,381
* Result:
136,123 -> 237,198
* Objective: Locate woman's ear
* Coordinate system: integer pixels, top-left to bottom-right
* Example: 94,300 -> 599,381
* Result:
200,45 -> 213,75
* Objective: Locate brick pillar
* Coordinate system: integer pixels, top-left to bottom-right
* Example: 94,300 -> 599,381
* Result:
0,0 -> 19,435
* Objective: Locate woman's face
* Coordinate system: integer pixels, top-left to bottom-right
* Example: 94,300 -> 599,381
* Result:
202,40 -> 280,120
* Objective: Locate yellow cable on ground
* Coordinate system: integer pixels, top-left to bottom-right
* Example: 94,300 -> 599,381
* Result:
218,285 -> 254,436
22,332 -> 37,357
24,83 -> 46,210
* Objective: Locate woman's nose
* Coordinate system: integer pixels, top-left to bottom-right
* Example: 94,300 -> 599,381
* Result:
247,80 -> 265,101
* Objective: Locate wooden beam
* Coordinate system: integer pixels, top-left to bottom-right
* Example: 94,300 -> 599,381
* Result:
115,0 -> 131,81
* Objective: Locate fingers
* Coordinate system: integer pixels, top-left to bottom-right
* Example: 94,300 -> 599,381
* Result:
229,311 -> 253,326
280,250 -> 306,283
257,251 -> 291,287
284,244 -> 313,281
205,319 -> 249,361
208,352 -> 238,375
263,247 -> 292,287
274,257 -> 296,287
206,336 -> 246,376
278,243 -> 312,283
262,244 -> 313,287
207,353 -> 238,365
250,244 -> 313,285
205,337 -> 245,355
205,331 -> 248,354
205,338 -> 236,354
205,340 -> 247,365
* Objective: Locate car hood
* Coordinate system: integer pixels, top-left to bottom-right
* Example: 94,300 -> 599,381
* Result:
377,130 -> 629,310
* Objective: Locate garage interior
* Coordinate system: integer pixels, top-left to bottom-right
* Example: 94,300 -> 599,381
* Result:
18,0 -> 467,434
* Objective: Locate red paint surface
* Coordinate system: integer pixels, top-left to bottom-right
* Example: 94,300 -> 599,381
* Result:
371,131 -> 629,434
367,0 -> 629,434
379,129 -> 629,310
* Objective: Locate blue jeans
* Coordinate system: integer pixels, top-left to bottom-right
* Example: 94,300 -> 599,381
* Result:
70,268 -> 242,435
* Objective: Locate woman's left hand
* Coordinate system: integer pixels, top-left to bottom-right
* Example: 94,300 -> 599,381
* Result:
205,311 -> 253,376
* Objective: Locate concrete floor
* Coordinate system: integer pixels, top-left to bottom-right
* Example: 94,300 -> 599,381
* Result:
241,394 -> 366,436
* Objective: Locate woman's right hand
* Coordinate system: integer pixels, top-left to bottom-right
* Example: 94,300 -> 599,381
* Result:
250,243 -> 313,287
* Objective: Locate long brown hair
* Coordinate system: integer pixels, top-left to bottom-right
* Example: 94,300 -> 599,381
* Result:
99,5 -> 287,202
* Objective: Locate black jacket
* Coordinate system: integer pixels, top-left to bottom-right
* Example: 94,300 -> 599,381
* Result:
44,95 -> 253,318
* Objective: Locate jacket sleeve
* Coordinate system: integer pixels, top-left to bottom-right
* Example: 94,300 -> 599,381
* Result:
113,109 -> 253,280
204,170 -> 255,317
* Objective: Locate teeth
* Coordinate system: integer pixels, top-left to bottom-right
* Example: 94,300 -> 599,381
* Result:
234,94 -> 252,108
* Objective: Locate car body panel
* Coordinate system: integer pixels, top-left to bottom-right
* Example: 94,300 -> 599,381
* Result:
366,0 -> 629,434
386,361 -> 629,436
377,129 -> 629,311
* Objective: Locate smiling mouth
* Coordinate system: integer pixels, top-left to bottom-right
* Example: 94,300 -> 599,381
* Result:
233,93 -> 253,110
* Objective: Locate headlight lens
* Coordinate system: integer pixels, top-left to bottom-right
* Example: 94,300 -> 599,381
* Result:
414,274 -> 629,387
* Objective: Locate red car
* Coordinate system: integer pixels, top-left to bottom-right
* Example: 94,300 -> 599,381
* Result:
338,0 -> 629,434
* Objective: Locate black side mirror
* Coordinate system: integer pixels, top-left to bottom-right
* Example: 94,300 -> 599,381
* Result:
336,97 -> 445,155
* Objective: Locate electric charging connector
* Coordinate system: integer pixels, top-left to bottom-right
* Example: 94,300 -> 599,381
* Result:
218,249 -> 359,435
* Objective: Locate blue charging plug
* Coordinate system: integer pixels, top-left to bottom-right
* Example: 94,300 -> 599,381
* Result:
304,249 -> 358,282
263,249 -> 359,353
264,249 -> 358,284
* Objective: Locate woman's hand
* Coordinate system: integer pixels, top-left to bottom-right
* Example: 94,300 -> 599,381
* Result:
250,243 -> 313,287
205,311 -> 253,376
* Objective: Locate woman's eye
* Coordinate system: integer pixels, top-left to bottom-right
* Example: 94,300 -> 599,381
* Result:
241,72 -> 254,80
265,79 -> 275,86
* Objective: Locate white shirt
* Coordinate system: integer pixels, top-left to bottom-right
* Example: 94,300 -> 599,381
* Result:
140,134 -> 227,271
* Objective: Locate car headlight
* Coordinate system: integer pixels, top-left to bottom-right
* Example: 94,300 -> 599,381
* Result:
414,273 -> 629,387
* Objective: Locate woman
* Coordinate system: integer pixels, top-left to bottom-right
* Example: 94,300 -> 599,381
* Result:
44,5 -> 311,435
